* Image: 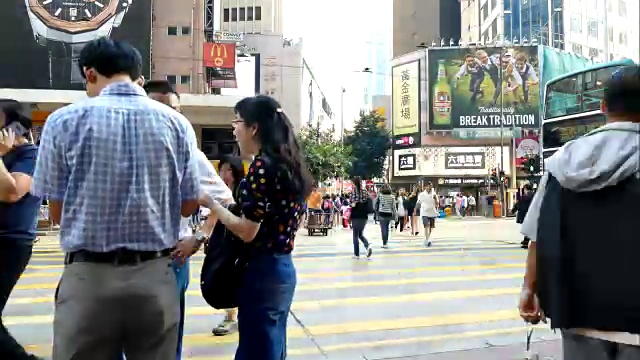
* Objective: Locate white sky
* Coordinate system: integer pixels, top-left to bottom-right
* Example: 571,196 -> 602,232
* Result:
283,0 -> 391,130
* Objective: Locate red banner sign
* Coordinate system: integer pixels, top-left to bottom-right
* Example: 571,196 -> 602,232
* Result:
203,43 -> 236,69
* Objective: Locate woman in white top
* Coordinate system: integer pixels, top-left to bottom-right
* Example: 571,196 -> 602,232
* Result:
416,183 -> 439,247
395,189 -> 408,232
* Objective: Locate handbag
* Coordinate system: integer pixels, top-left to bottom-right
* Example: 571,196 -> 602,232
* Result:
200,203 -> 250,310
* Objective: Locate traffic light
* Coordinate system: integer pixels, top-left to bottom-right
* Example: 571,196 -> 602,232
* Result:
490,168 -> 498,183
522,155 -> 541,174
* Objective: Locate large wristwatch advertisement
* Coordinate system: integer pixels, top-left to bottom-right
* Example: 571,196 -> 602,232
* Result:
25,0 -> 134,87
0,0 -> 151,90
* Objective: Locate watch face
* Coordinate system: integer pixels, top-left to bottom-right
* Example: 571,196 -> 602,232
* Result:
39,0 -> 116,22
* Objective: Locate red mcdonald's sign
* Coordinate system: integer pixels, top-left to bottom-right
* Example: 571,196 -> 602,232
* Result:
203,42 -> 236,69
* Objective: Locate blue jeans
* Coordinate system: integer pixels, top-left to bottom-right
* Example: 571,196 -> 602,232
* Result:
173,259 -> 189,360
235,252 -> 296,360
351,218 -> 370,256
378,216 -> 392,245
119,258 -> 188,360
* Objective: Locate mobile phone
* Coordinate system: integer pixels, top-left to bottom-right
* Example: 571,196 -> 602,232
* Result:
4,122 -> 28,136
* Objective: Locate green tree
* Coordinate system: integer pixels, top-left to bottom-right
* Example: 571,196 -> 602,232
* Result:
298,125 -> 351,183
344,109 -> 391,180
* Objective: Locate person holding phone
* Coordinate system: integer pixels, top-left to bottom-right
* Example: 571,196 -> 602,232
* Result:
0,102 -> 42,360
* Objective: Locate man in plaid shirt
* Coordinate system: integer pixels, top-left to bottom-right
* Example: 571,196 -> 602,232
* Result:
31,38 -> 200,360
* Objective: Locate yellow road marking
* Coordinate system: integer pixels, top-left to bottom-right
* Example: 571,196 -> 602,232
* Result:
28,325 -> 548,358
21,308 -> 532,350
12,271 -> 524,292
29,245 -> 523,264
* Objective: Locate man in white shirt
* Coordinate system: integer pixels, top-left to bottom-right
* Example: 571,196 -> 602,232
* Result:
416,183 -> 439,247
143,80 -> 233,360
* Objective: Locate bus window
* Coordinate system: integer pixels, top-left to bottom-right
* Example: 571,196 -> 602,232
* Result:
583,66 -> 627,111
545,74 -> 581,118
542,114 -> 607,150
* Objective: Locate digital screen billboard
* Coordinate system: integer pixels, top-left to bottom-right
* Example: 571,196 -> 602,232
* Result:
428,45 -> 541,130
0,0 -> 152,90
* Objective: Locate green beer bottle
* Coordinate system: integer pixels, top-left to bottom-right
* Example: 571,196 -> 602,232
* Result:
433,59 -> 452,125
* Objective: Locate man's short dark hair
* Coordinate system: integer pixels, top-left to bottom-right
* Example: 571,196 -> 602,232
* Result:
143,80 -> 179,98
78,37 -> 143,81
605,65 -> 640,114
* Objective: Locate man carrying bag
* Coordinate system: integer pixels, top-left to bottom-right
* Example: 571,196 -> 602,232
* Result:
519,65 -> 640,358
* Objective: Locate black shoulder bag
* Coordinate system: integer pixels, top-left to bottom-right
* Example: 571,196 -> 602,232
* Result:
200,182 -> 252,310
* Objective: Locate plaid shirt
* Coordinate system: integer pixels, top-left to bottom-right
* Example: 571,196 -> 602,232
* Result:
31,82 -> 200,252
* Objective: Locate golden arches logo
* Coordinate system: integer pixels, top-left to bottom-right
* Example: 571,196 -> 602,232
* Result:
211,44 -> 228,67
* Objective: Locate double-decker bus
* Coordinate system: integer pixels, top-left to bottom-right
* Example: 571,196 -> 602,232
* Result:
541,59 -> 636,164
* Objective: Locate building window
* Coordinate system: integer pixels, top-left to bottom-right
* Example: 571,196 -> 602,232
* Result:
247,7 -> 254,21
180,75 -> 191,85
166,75 -> 177,85
608,27 -> 614,42
255,6 -> 262,21
588,47 -> 599,58
181,26 -> 191,36
618,0 -> 626,16
571,43 -> 583,54
587,20 -> 598,38
570,15 -> 582,32
619,32 -> 627,45
231,8 -> 238,21
223,8 -> 230,22
491,19 -> 498,40
490,0 -> 497,10
481,4 -> 488,21
239,7 -> 245,21
167,26 -> 178,36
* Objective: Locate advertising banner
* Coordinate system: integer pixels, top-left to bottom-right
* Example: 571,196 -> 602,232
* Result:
393,146 -> 511,177
0,0 -> 152,90
428,46 -> 541,130
204,43 -> 237,69
515,136 -> 540,166
392,61 -> 420,143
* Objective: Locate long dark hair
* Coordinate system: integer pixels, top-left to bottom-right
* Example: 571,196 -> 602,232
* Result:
351,176 -> 362,192
235,95 -> 313,198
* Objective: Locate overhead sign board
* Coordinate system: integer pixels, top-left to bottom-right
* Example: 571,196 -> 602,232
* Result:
214,31 -> 244,42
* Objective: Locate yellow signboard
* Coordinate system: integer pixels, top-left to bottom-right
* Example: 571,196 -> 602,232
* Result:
392,61 -> 420,136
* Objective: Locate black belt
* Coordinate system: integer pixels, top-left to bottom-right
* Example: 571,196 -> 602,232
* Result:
65,248 -> 173,266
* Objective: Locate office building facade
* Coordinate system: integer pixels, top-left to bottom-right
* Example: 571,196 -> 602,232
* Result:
393,0 -> 461,57
461,0 -> 639,61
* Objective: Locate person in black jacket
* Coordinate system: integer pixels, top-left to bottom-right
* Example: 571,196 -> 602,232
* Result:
518,65 -> 640,358
512,184 -> 534,249
350,176 -> 373,259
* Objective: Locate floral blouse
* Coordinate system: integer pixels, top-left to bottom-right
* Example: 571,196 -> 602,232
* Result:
239,151 -> 304,253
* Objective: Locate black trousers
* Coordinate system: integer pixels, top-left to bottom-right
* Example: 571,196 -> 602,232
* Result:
0,239 -> 35,359
395,216 -> 406,231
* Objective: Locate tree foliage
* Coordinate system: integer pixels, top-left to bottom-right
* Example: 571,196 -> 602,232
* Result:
344,109 -> 391,180
298,125 -> 351,183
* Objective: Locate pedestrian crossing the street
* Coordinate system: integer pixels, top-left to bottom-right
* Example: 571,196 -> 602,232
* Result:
9,221 -> 557,359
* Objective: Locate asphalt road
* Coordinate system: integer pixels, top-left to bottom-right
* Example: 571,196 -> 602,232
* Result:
7,217 -> 562,359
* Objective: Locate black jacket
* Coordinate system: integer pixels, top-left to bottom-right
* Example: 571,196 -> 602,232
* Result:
513,192 -> 533,224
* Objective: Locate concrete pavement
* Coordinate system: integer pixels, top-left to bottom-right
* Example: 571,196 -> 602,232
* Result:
7,217 -> 563,359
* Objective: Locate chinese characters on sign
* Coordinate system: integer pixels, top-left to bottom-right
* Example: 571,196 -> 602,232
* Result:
444,152 -> 485,169
392,61 -> 420,137
400,69 -> 411,121
398,154 -> 417,171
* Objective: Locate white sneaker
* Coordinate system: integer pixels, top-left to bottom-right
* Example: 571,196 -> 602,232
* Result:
424,240 -> 432,247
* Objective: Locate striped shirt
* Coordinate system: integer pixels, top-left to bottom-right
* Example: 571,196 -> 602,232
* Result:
376,193 -> 396,215
31,82 -> 200,253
